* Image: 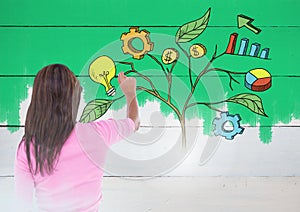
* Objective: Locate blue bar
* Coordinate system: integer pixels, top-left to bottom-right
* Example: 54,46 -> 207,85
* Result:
249,43 -> 261,57
238,38 -> 249,55
260,48 -> 270,59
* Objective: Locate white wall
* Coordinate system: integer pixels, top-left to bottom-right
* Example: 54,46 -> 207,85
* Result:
1,88 -> 300,177
1,87 -> 300,212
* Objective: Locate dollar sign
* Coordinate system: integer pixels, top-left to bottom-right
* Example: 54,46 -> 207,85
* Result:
192,46 -> 199,56
164,51 -> 172,63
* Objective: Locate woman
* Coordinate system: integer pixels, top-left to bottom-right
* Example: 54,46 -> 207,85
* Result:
14,64 -> 139,211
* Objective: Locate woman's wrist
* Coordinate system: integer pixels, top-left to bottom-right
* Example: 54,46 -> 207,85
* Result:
125,92 -> 136,100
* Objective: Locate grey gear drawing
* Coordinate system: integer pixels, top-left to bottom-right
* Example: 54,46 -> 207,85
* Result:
213,112 -> 244,140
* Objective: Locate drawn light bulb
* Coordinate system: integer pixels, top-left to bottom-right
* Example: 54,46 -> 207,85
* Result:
89,56 -> 116,96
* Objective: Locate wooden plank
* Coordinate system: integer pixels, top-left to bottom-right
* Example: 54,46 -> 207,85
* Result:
0,0 -> 299,183
98,177 -> 300,212
1,126 -> 300,176
1,176 -> 300,211
0,0 -> 298,26
0,27 -> 298,76
1,76 -> 299,130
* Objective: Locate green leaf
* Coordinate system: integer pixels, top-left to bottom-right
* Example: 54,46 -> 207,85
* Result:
226,93 -> 268,117
175,8 -> 211,43
79,99 -> 113,123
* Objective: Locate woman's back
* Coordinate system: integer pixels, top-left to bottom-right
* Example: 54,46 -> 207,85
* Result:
15,119 -> 135,211
14,64 -> 139,211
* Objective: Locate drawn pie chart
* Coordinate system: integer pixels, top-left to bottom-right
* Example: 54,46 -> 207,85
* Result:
245,68 -> 272,92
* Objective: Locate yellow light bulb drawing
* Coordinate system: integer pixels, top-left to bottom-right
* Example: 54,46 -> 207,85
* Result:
89,56 -> 116,96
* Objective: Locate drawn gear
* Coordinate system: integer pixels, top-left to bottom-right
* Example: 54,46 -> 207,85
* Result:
213,112 -> 244,140
120,27 -> 154,59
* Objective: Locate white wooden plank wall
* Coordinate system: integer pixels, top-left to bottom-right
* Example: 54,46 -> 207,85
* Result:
1,94 -> 299,211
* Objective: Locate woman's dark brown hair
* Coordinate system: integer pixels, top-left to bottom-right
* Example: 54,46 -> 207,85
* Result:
22,64 -> 82,176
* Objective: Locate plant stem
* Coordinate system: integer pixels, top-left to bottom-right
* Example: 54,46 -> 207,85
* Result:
146,54 -> 179,106
180,117 -> 187,149
167,73 -> 172,103
176,42 -> 189,58
167,60 -> 177,103
204,104 -> 226,113
214,52 -> 226,60
146,54 -> 167,78
115,61 -> 135,72
184,65 -> 248,112
136,86 -> 182,121
118,60 -> 184,147
206,68 -> 247,75
112,95 -> 125,102
186,100 -> 227,112
179,52 -> 224,147
126,70 -> 160,96
117,61 -> 160,96
182,55 -> 214,112
176,42 -> 193,89
146,53 -> 174,102
182,48 -> 225,126
187,55 -> 192,88
169,59 -> 177,73
206,68 -> 247,90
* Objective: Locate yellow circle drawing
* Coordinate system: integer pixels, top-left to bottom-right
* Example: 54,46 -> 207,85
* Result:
189,44 -> 207,58
89,56 -> 116,96
161,48 -> 179,64
120,27 -> 154,60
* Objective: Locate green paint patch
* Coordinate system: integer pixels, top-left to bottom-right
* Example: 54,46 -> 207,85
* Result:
0,78 -> 32,132
0,4 -> 299,143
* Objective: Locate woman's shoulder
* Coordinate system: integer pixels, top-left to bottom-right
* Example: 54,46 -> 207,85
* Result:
74,118 -> 134,146
76,118 -> 134,133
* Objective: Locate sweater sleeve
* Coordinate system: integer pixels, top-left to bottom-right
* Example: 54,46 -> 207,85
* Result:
90,118 -> 135,146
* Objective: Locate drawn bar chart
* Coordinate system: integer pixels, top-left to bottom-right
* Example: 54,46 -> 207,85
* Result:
260,48 -> 270,59
225,33 -> 270,59
249,43 -> 261,57
238,38 -> 249,55
225,33 -> 238,54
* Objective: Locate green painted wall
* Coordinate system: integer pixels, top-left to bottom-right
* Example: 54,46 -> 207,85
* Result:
0,0 -> 299,143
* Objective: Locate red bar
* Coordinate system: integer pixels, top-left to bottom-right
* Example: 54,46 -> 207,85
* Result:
225,33 -> 238,54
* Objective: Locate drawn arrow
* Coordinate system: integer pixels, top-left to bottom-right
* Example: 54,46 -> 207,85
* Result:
237,14 -> 262,34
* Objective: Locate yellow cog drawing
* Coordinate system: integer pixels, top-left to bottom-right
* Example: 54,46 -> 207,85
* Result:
120,27 -> 154,59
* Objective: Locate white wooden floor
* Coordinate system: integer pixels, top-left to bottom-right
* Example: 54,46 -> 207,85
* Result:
1,176 -> 299,212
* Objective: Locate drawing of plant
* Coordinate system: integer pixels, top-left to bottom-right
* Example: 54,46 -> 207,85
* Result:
80,8 -> 269,148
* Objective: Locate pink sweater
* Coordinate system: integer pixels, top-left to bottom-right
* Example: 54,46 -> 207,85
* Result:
14,118 -> 135,211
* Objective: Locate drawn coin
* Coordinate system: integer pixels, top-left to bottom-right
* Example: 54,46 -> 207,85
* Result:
161,48 -> 179,64
189,44 -> 207,58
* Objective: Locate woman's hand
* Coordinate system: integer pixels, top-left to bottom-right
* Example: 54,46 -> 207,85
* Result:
118,72 -> 136,98
118,72 -> 140,131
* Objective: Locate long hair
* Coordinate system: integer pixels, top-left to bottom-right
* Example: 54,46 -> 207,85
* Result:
22,64 -> 82,176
